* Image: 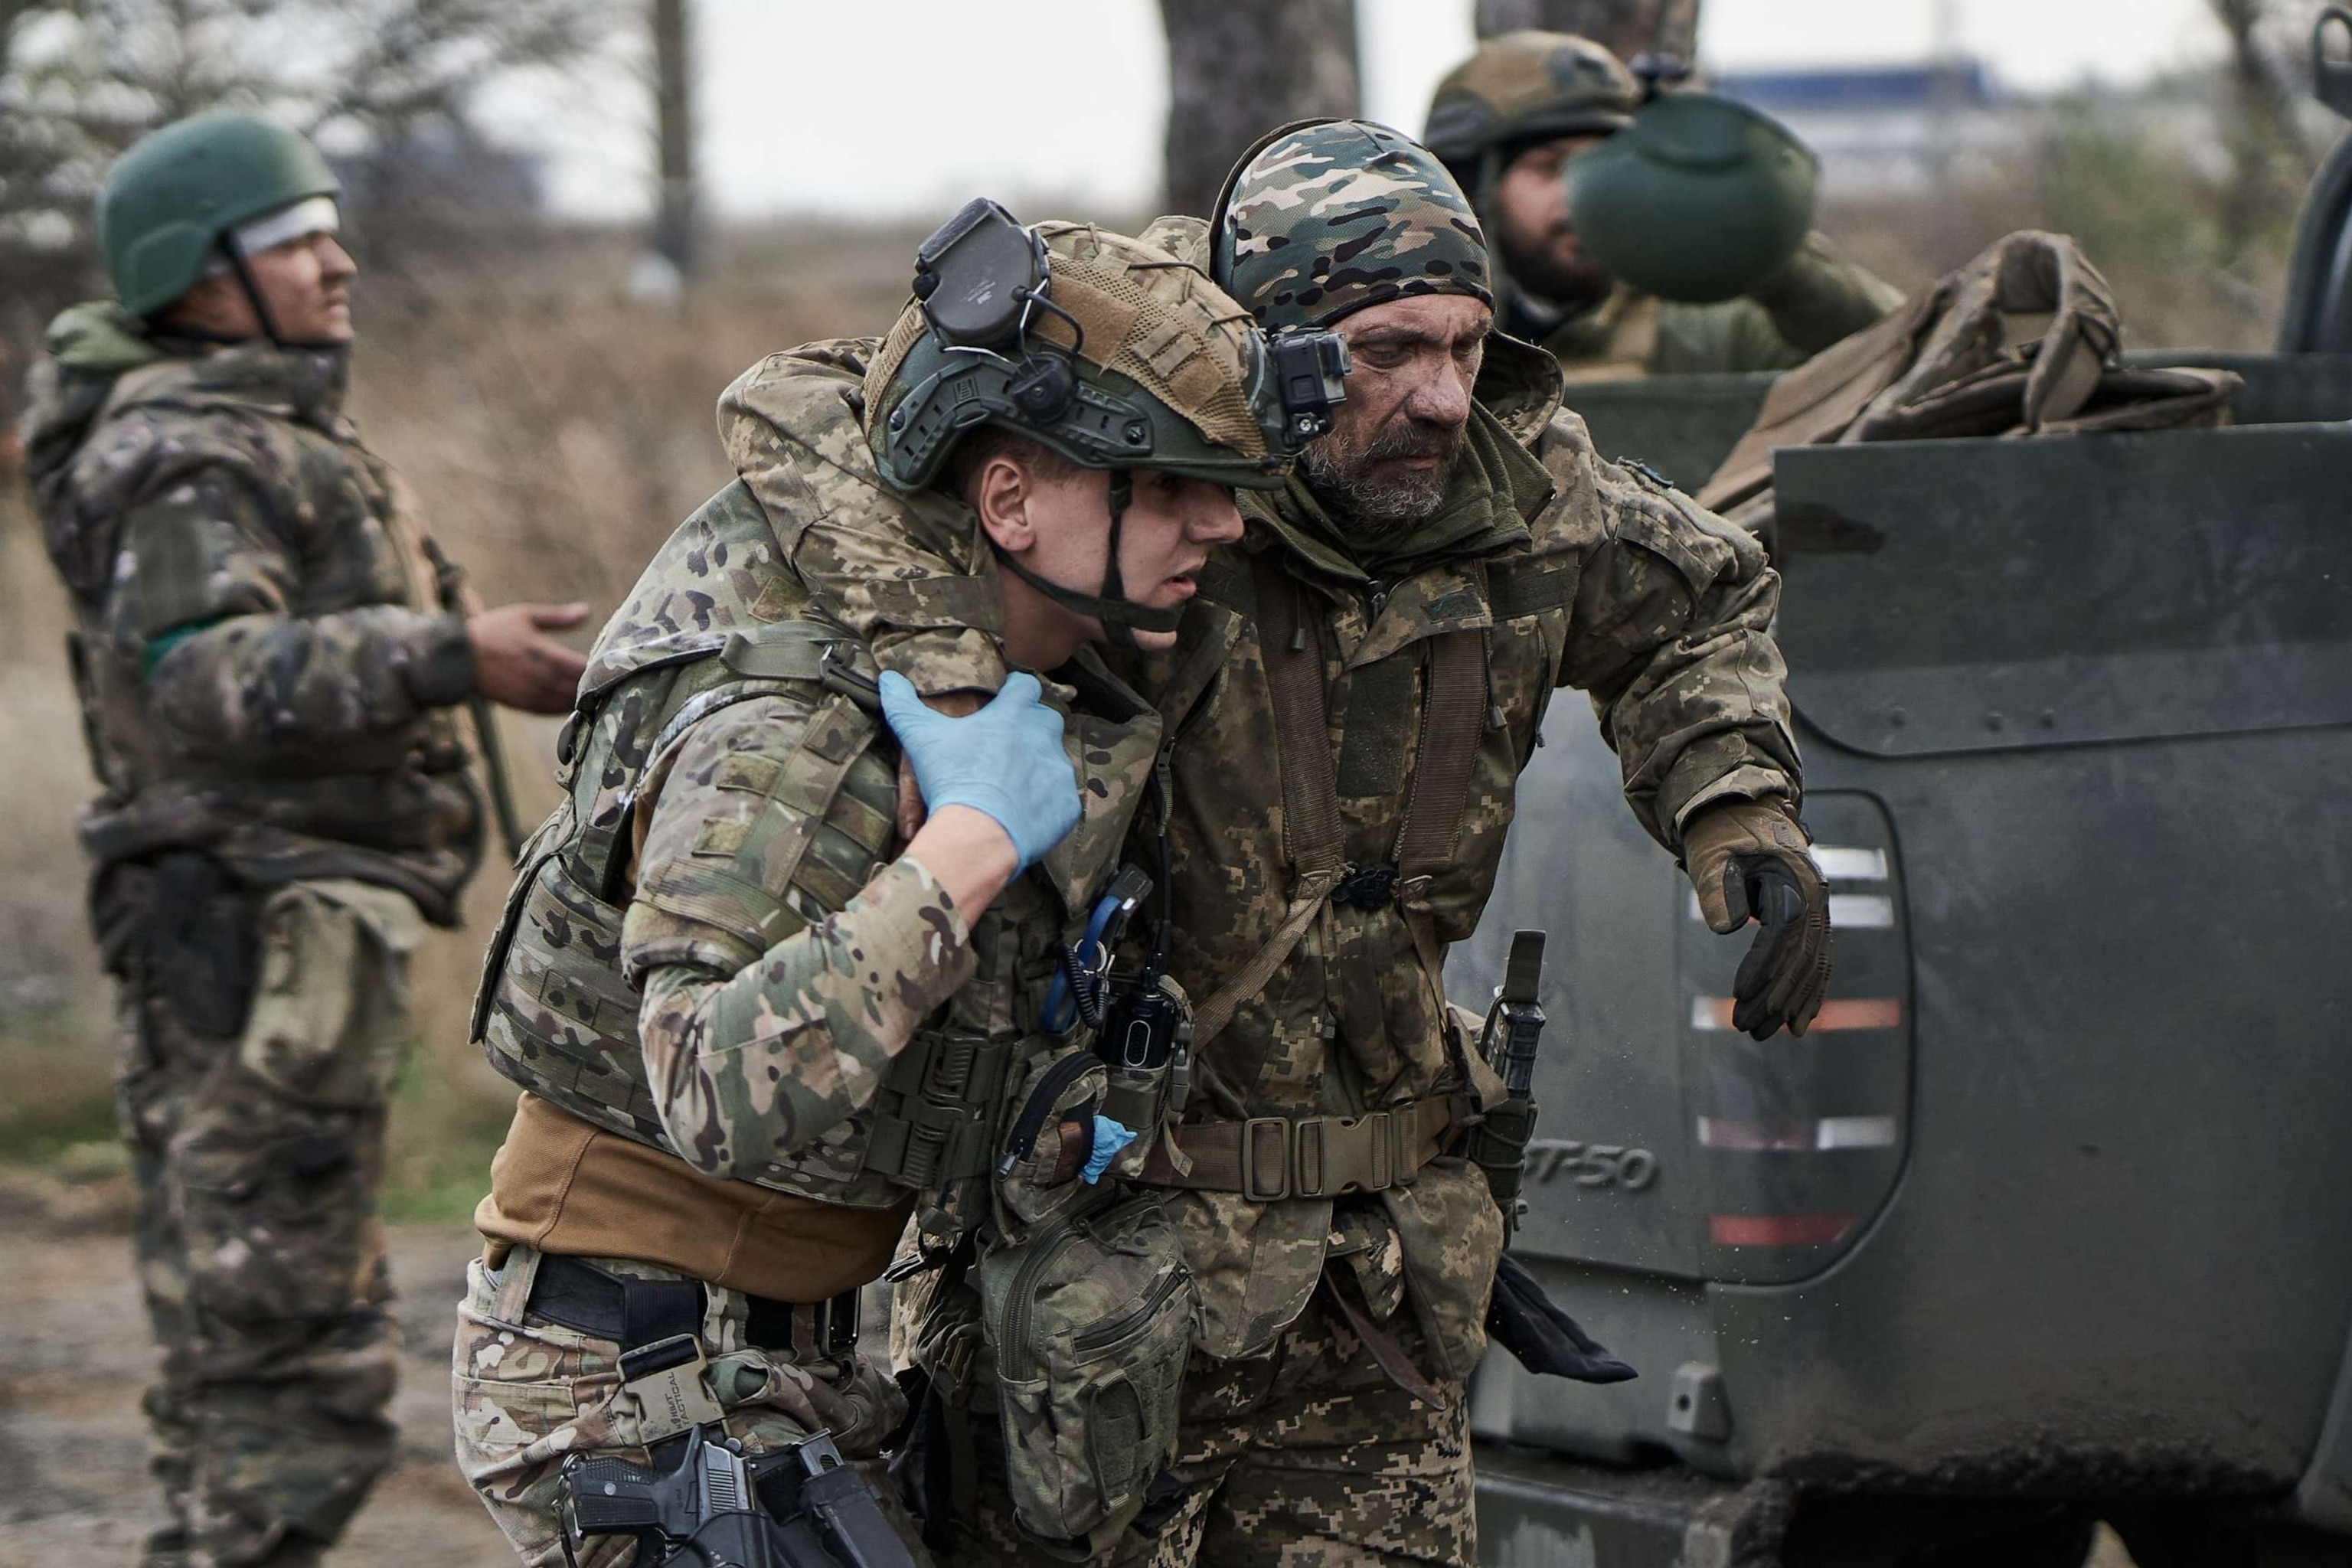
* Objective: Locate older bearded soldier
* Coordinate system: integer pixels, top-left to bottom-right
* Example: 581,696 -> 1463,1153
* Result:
779,122 -> 1834,1566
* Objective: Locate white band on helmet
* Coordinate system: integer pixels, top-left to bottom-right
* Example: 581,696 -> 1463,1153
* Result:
227,195 -> 341,260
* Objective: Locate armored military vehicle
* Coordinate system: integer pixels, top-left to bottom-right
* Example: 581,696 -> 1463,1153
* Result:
1450,15 -> 2352,1566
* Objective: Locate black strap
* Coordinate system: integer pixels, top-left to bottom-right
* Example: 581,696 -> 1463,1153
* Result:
527,1253 -> 838,1357
985,469 -> 1185,642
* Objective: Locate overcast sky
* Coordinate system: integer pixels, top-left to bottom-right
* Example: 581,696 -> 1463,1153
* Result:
482,0 -> 2232,222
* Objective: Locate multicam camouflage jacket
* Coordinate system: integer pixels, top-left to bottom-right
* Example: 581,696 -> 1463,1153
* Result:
21,302 -> 482,923
475,339 -> 1164,1224
779,330 -> 1802,1377
1519,231 -> 1907,381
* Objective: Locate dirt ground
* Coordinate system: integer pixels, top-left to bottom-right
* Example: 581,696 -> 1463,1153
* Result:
0,1169 -> 510,1566
0,1161 -> 2145,1568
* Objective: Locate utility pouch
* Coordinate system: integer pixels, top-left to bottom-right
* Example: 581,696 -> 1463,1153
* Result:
977,1193 -> 1197,1559
993,1044 -> 1112,1234
106,851 -> 263,1040
1096,973 -> 1191,1171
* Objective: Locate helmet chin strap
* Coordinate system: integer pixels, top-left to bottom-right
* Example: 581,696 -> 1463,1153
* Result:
218,233 -> 288,350
987,470 -> 1185,647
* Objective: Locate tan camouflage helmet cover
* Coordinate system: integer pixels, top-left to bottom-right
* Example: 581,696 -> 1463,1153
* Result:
1212,118 -> 1493,332
1423,31 -> 1640,169
864,220 -> 1285,492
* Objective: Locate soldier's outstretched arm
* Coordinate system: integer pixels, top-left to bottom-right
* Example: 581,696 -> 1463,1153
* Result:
719,347 -> 1010,701
1745,230 -> 1909,362
109,463 -> 475,757
1550,446 -> 1804,854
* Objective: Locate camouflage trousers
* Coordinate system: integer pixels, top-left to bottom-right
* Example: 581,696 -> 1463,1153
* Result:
452,1243 -> 927,1566
118,878 -> 423,1568
942,1277 -> 1475,1567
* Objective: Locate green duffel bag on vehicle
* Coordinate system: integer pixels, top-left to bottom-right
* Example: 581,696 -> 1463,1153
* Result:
977,1191 -> 1197,1556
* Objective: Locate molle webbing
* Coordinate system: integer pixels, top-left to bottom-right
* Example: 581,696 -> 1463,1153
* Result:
1141,1095 -> 1465,1200
860,1029 -> 1019,1190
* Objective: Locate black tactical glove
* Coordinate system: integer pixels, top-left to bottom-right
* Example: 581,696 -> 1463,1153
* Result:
1681,799 -> 1833,1040
1486,1254 -> 1637,1383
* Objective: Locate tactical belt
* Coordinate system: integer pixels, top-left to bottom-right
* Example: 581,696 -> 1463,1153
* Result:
527,1252 -> 861,1362
1140,1095 -> 1464,1202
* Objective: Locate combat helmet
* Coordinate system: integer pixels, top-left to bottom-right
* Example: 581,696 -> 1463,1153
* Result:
100,110 -> 342,323
867,201 -> 1348,642
1423,31 -> 1640,178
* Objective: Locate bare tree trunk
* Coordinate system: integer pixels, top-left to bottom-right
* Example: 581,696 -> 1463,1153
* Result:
1473,0 -> 1700,62
652,0 -> 697,281
2210,0 -> 2304,257
1158,0 -> 1360,219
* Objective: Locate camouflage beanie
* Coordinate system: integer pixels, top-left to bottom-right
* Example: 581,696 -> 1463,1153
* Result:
1212,119 -> 1493,332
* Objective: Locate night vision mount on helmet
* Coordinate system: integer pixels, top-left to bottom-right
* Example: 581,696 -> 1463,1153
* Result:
870,198 -> 1348,643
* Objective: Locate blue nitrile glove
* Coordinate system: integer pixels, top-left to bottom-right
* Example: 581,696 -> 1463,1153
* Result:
879,670 -> 1081,873
1083,1116 -> 1137,1184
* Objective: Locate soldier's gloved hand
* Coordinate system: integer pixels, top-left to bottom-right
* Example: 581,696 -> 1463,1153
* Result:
880,671 -> 1080,873
1682,799 -> 1833,1040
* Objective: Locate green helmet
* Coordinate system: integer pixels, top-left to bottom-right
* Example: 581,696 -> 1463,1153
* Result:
100,110 -> 341,318
1423,31 -> 1639,174
1561,91 -> 1819,303
867,201 -> 1349,641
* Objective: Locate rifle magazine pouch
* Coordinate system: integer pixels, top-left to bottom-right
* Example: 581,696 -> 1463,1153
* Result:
978,1193 -> 1197,1557
1462,1096 -> 1540,1223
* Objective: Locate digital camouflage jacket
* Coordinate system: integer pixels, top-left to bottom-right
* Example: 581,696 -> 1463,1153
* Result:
1521,231 -> 1907,381
779,328 -> 1802,1377
21,302 -> 482,923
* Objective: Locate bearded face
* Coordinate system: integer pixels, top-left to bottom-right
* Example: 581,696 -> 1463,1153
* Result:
1300,407 -> 1469,535
1298,294 -> 1492,543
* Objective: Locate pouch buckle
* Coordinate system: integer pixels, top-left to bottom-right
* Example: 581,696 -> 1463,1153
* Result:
616,1332 -> 724,1445
1240,1116 -> 1293,1202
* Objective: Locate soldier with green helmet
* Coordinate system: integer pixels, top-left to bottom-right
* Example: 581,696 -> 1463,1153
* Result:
19,110 -> 589,1568
778,121 -> 1833,1566
1424,30 -> 1904,378
449,206 -> 1339,1564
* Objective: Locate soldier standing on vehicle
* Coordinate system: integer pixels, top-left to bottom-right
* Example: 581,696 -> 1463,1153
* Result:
1425,31 -> 1903,379
18,111 -> 588,1568
782,122 -> 1834,1565
451,214 -> 1331,1564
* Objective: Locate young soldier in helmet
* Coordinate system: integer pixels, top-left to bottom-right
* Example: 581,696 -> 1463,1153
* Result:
450,209 -> 1331,1564
780,122 -> 1834,1566
19,111 -> 586,1568
1424,31 -> 1903,380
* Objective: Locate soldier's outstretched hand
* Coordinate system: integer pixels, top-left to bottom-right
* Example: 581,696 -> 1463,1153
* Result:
469,601 -> 589,714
